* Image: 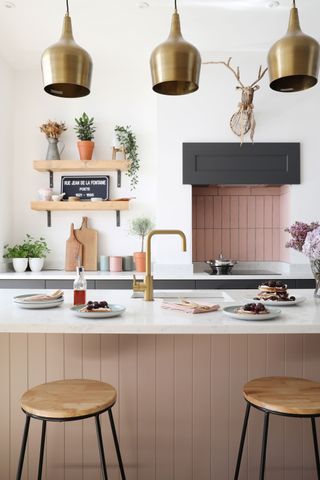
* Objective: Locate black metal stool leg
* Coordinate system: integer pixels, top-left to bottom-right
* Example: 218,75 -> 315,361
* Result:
259,412 -> 270,480
16,415 -> 31,480
95,414 -> 108,480
108,408 -> 126,480
311,417 -> 320,479
234,403 -> 251,480
37,420 -> 47,480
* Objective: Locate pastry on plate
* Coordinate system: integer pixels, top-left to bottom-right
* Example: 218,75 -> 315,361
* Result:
80,300 -> 111,313
235,303 -> 269,315
255,281 -> 296,302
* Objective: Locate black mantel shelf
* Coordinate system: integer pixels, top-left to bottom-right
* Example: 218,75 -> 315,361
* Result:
183,142 -> 300,185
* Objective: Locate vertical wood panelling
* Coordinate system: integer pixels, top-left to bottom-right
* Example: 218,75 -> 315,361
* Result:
82,335 -> 101,480
119,335 -> 138,480
211,335 -> 230,480
46,334 -> 65,480
174,336 -> 193,480
4,333 -> 320,480
0,334 -> 10,480
10,334 -> 28,480
64,334 -> 83,480
137,335 -> 156,480
155,336 -> 174,480
193,336 -> 211,480
27,334 -> 46,480
101,335 -> 120,480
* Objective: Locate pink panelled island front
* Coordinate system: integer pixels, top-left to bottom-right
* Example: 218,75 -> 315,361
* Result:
1,289 -> 320,479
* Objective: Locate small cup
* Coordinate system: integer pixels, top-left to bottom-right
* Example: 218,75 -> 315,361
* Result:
122,255 -> 134,271
99,255 -> 109,272
109,256 -> 123,272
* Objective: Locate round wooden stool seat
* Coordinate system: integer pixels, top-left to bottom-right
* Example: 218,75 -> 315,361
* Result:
21,379 -> 117,419
244,376 -> 320,416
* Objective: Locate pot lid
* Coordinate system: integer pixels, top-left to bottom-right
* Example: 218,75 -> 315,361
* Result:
215,252 -> 233,265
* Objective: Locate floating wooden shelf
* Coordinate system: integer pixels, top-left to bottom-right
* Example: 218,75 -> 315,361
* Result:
33,160 -> 130,173
31,200 -> 130,227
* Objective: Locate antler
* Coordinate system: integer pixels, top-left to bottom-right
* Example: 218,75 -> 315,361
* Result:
250,65 -> 268,88
203,57 -> 245,88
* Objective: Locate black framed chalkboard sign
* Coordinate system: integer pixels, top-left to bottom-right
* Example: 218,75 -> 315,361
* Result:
61,175 -> 110,200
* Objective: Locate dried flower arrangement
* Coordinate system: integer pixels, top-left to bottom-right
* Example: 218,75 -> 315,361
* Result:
285,221 -> 320,252
40,120 -> 67,139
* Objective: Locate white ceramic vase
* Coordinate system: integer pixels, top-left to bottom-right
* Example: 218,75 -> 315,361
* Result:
29,258 -> 44,272
12,258 -> 28,273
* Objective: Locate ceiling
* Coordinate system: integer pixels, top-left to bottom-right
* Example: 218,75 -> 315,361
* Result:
0,0 -> 319,70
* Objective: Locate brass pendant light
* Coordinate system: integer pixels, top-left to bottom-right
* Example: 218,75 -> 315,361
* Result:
41,0 -> 92,98
150,0 -> 201,95
268,0 -> 320,92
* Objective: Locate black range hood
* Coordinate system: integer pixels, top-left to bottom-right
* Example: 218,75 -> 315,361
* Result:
183,142 -> 300,185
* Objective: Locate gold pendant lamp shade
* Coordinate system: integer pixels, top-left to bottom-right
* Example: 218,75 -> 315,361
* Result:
268,0 -> 320,92
150,0 -> 201,95
41,0 -> 92,98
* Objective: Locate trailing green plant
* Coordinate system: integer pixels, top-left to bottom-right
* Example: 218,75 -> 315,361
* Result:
129,217 -> 154,252
24,235 -> 50,258
3,235 -> 50,259
115,125 -> 140,190
74,113 -> 96,141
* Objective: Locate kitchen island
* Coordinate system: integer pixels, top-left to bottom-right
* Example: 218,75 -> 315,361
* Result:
1,289 -> 319,480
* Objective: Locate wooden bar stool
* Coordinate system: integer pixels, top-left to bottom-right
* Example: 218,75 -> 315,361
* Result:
234,376 -> 320,480
16,379 -> 126,480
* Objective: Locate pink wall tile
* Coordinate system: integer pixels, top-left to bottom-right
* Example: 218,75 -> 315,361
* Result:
248,197 -> 256,228
230,229 -> 239,260
222,197 -> 230,228
255,197 -> 264,228
213,229 -> 222,259
221,229 -> 231,258
230,197 -> 239,228
239,196 -> 248,228
264,196 -> 273,228
213,196 -> 222,228
204,196 -> 214,228
264,228 -> 273,261
196,196 -> 205,228
192,186 -> 290,262
256,229 -> 264,261
247,229 -> 256,261
239,229 -> 248,261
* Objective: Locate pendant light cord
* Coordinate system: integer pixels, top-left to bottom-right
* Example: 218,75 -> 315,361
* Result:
66,0 -> 70,15
174,0 -> 177,12
293,0 -> 296,6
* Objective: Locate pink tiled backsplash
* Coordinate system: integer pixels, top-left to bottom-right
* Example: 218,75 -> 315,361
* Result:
192,186 -> 291,262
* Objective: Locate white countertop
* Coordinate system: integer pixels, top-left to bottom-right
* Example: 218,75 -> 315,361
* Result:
0,270 -> 314,280
2,288 -> 319,334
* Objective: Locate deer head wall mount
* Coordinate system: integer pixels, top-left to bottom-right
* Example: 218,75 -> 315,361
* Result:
203,58 -> 268,143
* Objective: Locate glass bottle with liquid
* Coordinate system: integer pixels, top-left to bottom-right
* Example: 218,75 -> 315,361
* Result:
73,266 -> 87,305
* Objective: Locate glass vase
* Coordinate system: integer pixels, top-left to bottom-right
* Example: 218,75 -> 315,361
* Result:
310,259 -> 320,297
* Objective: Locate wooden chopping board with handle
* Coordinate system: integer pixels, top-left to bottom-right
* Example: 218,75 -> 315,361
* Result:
65,223 -> 83,271
75,217 -> 98,271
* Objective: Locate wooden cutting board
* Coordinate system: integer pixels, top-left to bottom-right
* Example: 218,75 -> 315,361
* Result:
65,223 -> 83,271
75,217 -> 98,271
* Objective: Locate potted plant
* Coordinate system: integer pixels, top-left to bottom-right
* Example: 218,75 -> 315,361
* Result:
3,242 -> 30,273
40,120 -> 67,160
129,217 -> 154,272
74,112 -> 96,160
24,235 -> 50,272
114,125 -> 140,190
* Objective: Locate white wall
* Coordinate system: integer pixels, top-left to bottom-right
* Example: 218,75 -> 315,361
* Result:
13,66 -> 157,268
156,51 -> 320,266
11,51 -> 320,269
0,56 -> 13,270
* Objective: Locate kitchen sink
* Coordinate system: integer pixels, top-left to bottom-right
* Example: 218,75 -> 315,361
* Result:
132,290 -> 234,301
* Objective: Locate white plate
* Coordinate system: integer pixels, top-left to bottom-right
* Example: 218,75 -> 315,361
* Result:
13,294 -> 63,305
71,304 -> 126,319
244,296 -> 306,307
223,305 -> 281,321
14,298 -> 64,309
